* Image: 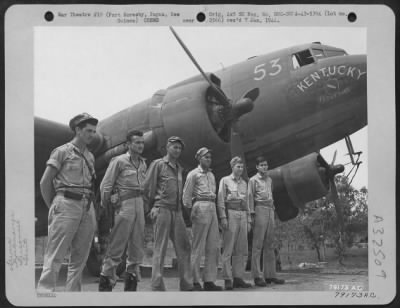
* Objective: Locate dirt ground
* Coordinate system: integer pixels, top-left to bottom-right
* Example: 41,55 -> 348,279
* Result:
35,263 -> 368,292
35,237 -> 368,292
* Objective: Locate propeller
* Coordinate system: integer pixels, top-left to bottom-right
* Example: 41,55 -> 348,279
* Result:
169,26 -> 230,107
323,150 -> 346,253
331,149 -> 337,165
317,151 -> 345,233
170,27 -> 260,179
228,88 -> 260,180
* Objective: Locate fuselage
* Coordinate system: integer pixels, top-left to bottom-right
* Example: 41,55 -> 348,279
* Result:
94,42 -> 367,178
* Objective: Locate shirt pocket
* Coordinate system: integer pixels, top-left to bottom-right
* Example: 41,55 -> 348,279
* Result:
120,168 -> 137,186
238,183 -> 247,199
121,169 -> 136,179
161,171 -> 177,198
62,155 -> 82,184
255,181 -> 266,195
226,185 -> 239,201
197,174 -> 209,191
166,176 -> 178,196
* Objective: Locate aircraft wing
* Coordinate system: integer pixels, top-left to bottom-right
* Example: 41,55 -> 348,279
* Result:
34,117 -> 73,235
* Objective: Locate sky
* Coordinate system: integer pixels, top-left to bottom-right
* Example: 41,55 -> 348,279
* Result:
34,26 -> 367,189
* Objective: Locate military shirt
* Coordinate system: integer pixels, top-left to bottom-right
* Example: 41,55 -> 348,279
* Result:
100,152 -> 147,204
143,156 -> 183,211
47,142 -> 95,195
182,166 -> 216,208
217,174 -> 249,219
247,173 -> 274,214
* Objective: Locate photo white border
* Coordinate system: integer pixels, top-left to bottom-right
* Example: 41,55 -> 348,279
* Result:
4,4 -> 396,306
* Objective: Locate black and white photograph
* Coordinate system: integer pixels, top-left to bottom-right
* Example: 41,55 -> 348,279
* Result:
4,4 -> 396,306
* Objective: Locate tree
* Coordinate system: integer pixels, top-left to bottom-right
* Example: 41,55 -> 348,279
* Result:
301,175 -> 368,264
300,203 -> 328,262
275,215 -> 305,252
273,176 -> 368,265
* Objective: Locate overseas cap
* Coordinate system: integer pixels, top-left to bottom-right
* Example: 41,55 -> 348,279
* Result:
230,156 -> 243,168
195,147 -> 212,161
167,136 -> 185,149
69,113 -> 98,131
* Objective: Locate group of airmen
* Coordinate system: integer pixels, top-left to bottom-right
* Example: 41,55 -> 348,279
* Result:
37,113 -> 284,292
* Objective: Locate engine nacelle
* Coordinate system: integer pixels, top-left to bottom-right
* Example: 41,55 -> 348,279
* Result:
152,79 -> 230,166
269,153 -> 329,221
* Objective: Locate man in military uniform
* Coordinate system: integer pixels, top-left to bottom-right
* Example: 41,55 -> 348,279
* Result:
37,113 -> 98,292
183,147 -> 223,291
248,156 -> 285,286
98,130 -> 147,292
217,156 -> 252,290
144,136 -> 193,291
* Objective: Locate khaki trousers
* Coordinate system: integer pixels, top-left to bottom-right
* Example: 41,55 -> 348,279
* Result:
222,209 -> 248,280
151,207 -> 193,291
190,201 -> 219,283
251,206 -> 276,279
101,197 -> 145,283
37,195 -> 96,292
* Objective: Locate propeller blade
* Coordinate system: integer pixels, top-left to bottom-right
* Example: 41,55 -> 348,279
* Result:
331,150 -> 337,166
329,177 -> 345,262
318,151 -> 345,236
230,122 -> 248,180
330,178 -> 344,233
228,87 -> 260,180
243,87 -> 260,102
169,26 -> 230,106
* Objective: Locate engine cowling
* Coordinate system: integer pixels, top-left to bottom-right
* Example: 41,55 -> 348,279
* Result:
269,153 -> 329,221
152,78 -> 230,166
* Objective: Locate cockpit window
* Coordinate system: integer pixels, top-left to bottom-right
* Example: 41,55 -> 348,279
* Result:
325,49 -> 347,57
311,48 -> 325,59
292,49 -> 314,69
292,55 -> 300,69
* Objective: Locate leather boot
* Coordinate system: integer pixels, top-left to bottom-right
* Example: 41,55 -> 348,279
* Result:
98,274 -> 113,292
224,279 -> 233,290
265,277 -> 285,285
204,281 -> 223,291
233,277 -> 252,288
254,277 -> 267,287
124,273 -> 138,291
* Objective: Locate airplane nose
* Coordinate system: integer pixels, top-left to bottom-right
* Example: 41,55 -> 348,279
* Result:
345,54 -> 367,95
321,54 -> 366,82
340,54 -> 367,80
315,54 -> 367,104
288,53 -> 367,125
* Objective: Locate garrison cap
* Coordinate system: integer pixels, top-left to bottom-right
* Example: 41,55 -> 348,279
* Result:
167,136 -> 185,149
195,147 -> 212,161
230,156 -> 243,168
69,113 -> 98,131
